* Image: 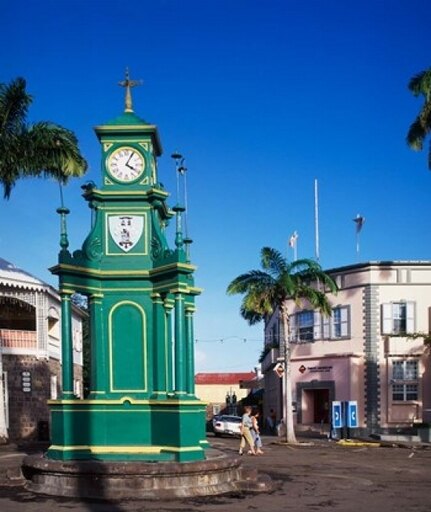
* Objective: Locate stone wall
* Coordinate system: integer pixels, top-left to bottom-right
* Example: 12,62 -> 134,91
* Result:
3,355 -> 82,441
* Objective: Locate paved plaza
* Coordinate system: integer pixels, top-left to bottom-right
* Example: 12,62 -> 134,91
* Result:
0,435 -> 430,511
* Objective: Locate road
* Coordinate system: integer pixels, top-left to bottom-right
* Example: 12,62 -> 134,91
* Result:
0,435 -> 430,511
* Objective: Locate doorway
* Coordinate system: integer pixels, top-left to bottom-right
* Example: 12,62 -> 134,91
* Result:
296,380 -> 335,425
313,388 -> 329,423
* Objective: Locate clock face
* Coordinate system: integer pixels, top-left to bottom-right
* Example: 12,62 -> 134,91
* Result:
107,147 -> 145,183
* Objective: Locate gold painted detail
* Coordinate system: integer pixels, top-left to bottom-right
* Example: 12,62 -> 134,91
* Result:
49,445 -> 203,454
102,206 -> 150,211
108,301 -> 148,393
95,124 -> 158,131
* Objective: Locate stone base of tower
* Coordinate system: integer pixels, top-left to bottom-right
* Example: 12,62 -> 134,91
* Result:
46,397 -> 208,462
22,450 -> 276,499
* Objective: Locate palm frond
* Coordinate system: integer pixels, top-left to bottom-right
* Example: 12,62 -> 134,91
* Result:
0,77 -> 32,135
408,69 -> 431,98
406,117 -> 426,150
22,122 -> 87,178
260,246 -> 287,276
239,304 -> 265,325
287,258 -> 320,275
240,287 -> 275,325
227,270 -> 274,295
293,286 -> 333,316
227,246 -> 337,331
0,77 -> 88,198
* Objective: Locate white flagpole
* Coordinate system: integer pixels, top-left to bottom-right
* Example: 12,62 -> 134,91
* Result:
314,179 -> 320,262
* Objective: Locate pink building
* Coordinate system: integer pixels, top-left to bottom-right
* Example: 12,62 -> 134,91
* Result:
262,261 -> 431,436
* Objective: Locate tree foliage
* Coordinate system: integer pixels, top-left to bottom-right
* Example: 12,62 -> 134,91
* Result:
0,77 -> 87,198
227,247 -> 337,443
406,68 -> 431,170
227,247 -> 337,323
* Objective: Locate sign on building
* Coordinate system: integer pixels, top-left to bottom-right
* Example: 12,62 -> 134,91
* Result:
273,362 -> 284,378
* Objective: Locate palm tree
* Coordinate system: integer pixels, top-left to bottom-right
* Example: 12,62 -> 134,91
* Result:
0,77 -> 87,442
227,247 -> 337,444
406,68 -> 431,170
0,77 -> 87,198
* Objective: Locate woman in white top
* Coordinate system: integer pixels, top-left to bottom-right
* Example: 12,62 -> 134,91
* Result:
239,406 -> 256,455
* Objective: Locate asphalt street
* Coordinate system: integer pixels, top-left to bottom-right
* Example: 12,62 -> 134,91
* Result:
0,435 -> 430,512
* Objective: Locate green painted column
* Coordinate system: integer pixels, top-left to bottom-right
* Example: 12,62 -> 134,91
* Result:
164,299 -> 174,393
185,306 -> 195,395
152,293 -> 166,394
60,290 -> 74,397
89,293 -> 106,396
174,293 -> 186,394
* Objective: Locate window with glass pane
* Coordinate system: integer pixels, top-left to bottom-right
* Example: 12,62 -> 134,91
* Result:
392,361 -> 404,380
297,311 -> 314,341
405,360 -> 418,379
406,384 -> 418,400
392,360 -> 419,401
332,306 -> 349,338
392,384 -> 404,401
333,308 -> 341,337
392,303 -> 407,334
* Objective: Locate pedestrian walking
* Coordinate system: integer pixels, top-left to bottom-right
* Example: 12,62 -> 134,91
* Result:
251,409 -> 264,454
239,406 -> 256,456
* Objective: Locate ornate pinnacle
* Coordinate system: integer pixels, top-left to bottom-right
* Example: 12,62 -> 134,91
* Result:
118,68 -> 143,113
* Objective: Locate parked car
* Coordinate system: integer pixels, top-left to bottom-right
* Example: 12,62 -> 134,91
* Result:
212,415 -> 242,437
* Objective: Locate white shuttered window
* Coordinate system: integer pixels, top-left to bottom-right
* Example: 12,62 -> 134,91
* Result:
381,302 -> 415,335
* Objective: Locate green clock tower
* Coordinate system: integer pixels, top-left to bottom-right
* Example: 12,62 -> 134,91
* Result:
47,73 -> 207,463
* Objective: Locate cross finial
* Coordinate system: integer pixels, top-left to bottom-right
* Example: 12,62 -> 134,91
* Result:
118,68 -> 143,113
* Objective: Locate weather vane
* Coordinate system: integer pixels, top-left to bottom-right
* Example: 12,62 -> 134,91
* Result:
118,68 -> 143,113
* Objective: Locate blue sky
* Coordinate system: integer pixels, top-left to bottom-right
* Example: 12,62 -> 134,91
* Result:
1,0 -> 430,372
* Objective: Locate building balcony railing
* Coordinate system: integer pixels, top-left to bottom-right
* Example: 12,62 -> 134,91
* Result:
0,329 -> 37,349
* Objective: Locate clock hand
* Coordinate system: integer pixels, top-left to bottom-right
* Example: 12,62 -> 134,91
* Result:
125,151 -> 135,166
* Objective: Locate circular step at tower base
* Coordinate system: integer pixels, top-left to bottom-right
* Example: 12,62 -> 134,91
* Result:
22,449 -> 275,500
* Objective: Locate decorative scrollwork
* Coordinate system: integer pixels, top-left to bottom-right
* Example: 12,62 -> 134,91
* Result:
83,236 -> 103,261
151,237 -> 162,260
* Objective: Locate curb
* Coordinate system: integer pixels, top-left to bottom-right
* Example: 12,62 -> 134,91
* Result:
336,439 -> 381,447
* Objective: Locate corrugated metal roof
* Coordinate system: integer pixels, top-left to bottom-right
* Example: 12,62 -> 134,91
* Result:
0,257 -> 48,291
195,372 -> 256,385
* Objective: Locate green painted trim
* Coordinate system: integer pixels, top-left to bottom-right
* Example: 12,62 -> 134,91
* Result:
52,262 -> 196,277
51,409 -> 207,414
108,301 -> 148,392
48,397 -> 206,406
